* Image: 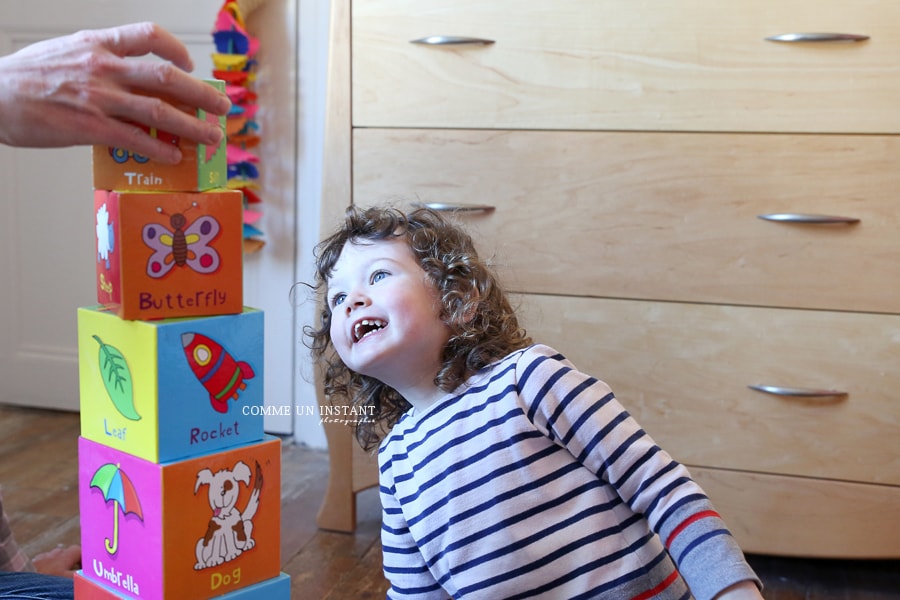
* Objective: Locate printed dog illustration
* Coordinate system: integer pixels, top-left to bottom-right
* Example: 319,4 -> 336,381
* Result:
193,460 -> 263,570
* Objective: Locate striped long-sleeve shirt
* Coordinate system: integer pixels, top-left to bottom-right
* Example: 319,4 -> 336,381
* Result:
379,345 -> 760,600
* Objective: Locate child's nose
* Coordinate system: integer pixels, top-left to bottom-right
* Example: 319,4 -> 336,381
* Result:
344,292 -> 370,313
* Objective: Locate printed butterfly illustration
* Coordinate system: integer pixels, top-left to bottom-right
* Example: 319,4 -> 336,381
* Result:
142,204 -> 221,278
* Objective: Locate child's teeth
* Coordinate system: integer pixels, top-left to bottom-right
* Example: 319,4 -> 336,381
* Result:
354,319 -> 385,341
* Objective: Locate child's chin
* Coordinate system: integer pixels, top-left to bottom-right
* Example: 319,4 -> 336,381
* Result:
345,346 -> 382,373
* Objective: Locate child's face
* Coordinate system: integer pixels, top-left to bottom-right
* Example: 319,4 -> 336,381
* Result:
326,237 -> 451,395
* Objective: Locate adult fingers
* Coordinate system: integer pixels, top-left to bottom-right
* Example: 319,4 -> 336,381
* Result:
85,23 -> 231,118
95,117 -> 185,164
90,22 -> 194,72
61,544 -> 82,568
116,59 -> 232,118
108,87 -> 225,150
85,23 -> 231,117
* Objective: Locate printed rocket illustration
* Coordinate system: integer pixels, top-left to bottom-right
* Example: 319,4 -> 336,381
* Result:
181,332 -> 255,413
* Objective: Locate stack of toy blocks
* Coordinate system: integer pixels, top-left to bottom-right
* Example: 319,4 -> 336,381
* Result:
73,80 -> 290,599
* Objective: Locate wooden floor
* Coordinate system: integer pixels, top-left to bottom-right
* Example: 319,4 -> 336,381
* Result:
1,404 -> 898,599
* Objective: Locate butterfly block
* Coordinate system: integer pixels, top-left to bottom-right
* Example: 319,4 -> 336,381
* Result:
95,189 -> 244,320
92,80 -> 227,192
77,436 -> 283,600
78,306 -> 264,463
74,572 -> 290,600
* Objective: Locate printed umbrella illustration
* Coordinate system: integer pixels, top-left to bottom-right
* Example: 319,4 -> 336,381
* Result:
89,463 -> 144,555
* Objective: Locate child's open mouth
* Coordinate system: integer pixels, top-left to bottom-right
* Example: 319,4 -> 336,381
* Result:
353,318 -> 386,343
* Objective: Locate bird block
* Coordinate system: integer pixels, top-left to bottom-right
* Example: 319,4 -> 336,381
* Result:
78,306 -> 264,463
77,436 -> 284,600
94,188 -> 244,320
91,80 -> 227,192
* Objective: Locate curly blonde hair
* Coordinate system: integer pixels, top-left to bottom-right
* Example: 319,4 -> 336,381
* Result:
305,205 -> 531,451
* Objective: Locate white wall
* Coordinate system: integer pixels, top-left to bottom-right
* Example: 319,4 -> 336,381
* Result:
291,0 -> 330,448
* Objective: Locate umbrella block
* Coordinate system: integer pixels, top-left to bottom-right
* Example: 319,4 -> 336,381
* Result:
93,188 -> 244,320
78,306 -> 264,463
78,436 -> 285,600
92,80 -> 227,193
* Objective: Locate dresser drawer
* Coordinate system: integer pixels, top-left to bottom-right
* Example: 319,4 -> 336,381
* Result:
353,0 -> 900,133
692,467 -> 900,558
355,128 -> 900,313
518,294 -> 900,487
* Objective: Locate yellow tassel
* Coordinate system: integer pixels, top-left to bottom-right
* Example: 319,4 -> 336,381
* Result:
236,0 -> 268,19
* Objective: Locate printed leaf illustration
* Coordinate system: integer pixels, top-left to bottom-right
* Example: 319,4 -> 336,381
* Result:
93,335 -> 141,421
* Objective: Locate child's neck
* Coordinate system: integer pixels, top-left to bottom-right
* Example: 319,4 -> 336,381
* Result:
394,375 -> 447,415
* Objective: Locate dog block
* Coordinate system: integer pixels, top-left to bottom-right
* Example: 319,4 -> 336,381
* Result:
92,80 -> 227,192
94,189 -> 244,320
78,436 -> 283,600
78,306 -> 264,463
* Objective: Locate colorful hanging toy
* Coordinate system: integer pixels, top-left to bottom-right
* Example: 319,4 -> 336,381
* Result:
212,0 -> 265,252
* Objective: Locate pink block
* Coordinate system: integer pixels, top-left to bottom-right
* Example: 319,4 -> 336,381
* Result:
78,436 -> 282,599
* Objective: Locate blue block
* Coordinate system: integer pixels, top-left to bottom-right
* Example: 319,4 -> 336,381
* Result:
79,306 -> 264,463
75,572 -> 291,599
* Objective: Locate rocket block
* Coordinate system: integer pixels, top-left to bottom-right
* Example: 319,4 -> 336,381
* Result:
78,305 -> 264,463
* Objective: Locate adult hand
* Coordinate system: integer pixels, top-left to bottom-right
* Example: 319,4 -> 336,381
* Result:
0,22 -> 231,164
32,544 -> 82,579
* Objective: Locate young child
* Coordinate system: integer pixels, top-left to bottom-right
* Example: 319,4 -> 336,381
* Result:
307,205 -> 764,600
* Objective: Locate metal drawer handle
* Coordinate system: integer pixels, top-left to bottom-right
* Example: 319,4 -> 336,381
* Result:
413,202 -> 496,213
757,213 -> 860,225
765,32 -> 869,43
410,36 -> 495,46
748,384 -> 848,398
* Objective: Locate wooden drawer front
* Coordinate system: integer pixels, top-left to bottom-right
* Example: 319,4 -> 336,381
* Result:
518,294 -> 900,487
354,128 -> 900,314
691,467 -> 900,558
352,0 -> 900,133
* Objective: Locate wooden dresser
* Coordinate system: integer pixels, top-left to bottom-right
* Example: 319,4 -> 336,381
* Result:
318,0 -> 900,557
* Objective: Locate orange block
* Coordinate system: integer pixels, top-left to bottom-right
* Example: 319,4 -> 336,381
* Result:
91,80 -> 227,192
95,189 -> 244,320
78,436 -> 283,599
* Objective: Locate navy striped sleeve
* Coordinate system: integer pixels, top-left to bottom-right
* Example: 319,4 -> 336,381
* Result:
514,345 -> 759,600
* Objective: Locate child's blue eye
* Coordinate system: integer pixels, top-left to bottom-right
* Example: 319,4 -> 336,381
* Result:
371,270 -> 388,284
331,293 -> 346,307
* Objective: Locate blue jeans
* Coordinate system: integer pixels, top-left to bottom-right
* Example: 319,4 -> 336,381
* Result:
0,572 -> 73,600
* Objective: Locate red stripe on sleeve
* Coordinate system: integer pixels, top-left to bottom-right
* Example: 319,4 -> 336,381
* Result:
629,569 -> 681,600
664,510 -> 720,548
